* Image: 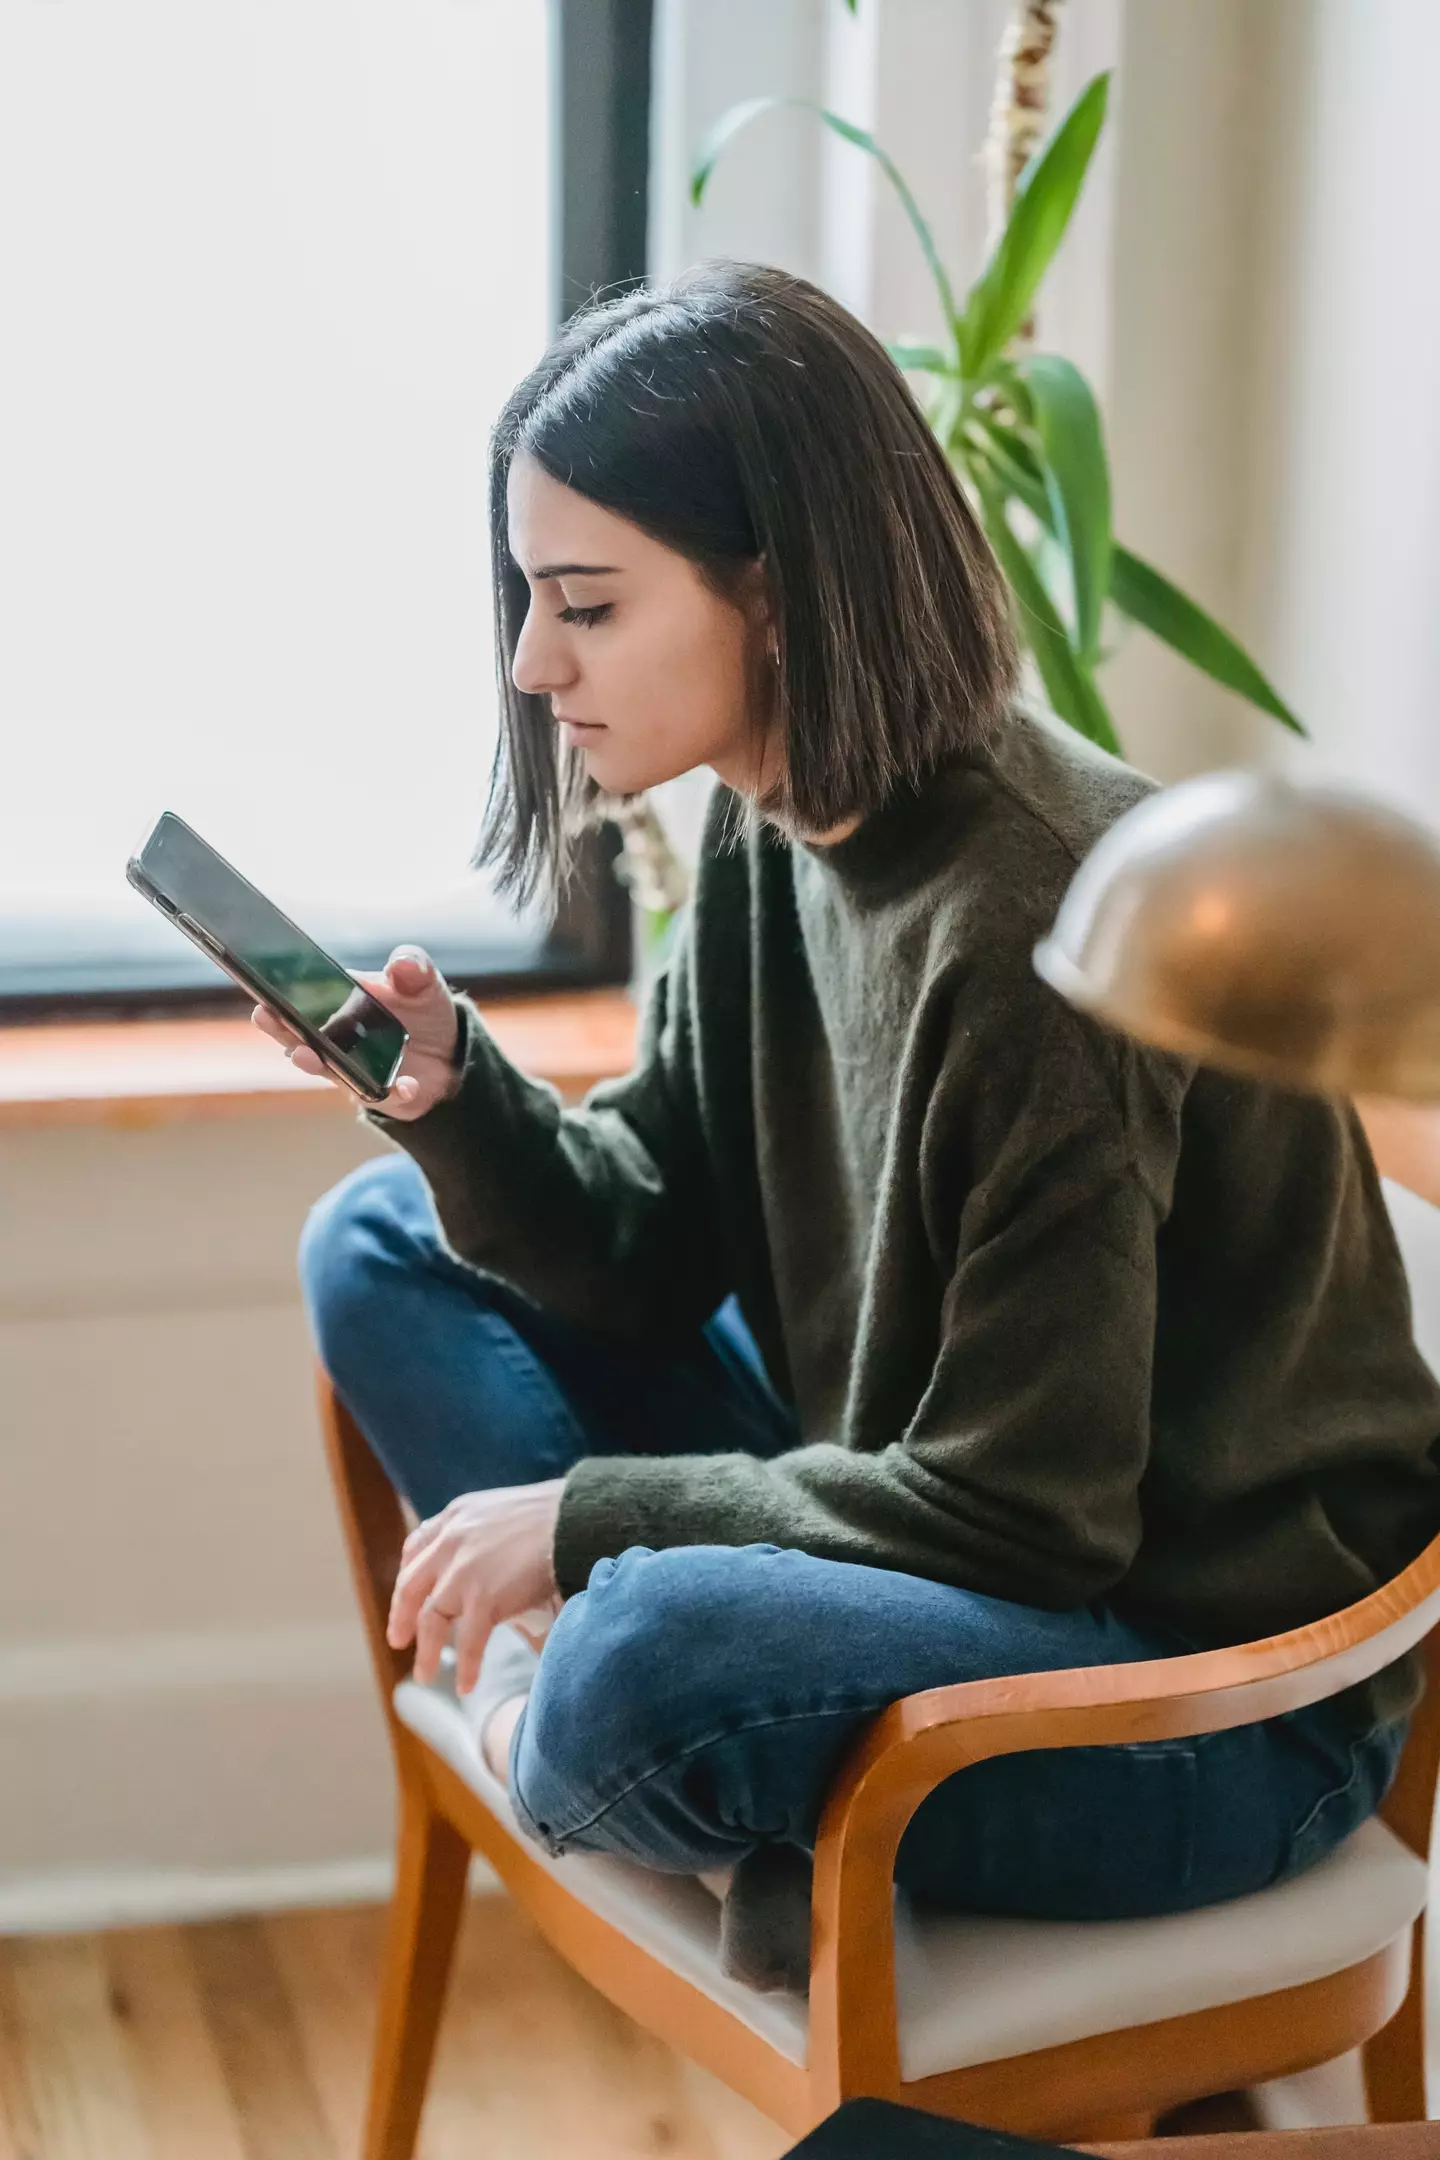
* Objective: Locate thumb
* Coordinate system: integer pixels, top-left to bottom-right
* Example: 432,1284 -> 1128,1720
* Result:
386,945 -> 439,997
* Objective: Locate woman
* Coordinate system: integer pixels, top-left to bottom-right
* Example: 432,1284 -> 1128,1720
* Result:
273,263 -> 1440,1983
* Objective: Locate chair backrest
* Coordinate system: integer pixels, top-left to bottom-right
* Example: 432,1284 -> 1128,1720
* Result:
1366,1102 -> 1440,1385
1355,1100 -> 1440,1864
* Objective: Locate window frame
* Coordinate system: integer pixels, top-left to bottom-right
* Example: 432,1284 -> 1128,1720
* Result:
8,0 -> 652,1023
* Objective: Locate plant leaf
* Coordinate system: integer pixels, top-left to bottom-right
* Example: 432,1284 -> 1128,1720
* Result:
959,73 -> 1110,382
974,479 -> 1121,754
690,96 -> 787,206
970,428 -> 1303,739
691,98 -> 960,351
887,340 -> 954,374
1110,547 -> 1305,734
930,373 -> 967,454
1017,353 -> 1111,664
961,416 -> 1050,521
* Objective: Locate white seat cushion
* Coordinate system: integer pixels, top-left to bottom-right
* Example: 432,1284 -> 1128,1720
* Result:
394,1676 -> 1427,2085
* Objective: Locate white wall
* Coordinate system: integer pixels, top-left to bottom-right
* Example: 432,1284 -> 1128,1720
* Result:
1240,0 -> 1440,824
0,1113 -> 398,1925
650,0 -> 827,285
1101,0 -> 1280,779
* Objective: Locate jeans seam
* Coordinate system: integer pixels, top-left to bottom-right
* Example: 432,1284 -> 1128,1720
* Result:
1284,1737 -> 1368,1858
458,1301 -> 591,1462
514,1698 -> 880,1848
513,1705 -> 1206,1849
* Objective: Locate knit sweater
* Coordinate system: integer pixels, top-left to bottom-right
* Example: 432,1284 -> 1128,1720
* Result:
379,709 -> 1440,1712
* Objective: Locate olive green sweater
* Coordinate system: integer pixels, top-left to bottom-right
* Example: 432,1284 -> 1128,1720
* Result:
380,709 -> 1440,1698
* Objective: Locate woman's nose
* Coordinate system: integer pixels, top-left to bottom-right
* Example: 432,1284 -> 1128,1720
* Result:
511,608 -> 577,698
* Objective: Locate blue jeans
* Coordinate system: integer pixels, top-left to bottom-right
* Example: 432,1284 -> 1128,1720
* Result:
300,1153 -> 1404,1917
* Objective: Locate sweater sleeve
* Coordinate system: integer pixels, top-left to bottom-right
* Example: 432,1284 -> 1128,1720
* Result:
553,984 -> 1191,1606
369,915 -> 730,1344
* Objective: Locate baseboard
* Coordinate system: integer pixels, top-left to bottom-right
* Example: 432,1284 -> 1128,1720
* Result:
0,1620 -> 439,1895
0,1622 -> 520,1906
0,1620 -> 370,1705
0,1852 -> 500,1937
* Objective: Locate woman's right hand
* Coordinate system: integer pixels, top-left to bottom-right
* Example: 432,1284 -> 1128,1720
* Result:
251,945 -> 462,1121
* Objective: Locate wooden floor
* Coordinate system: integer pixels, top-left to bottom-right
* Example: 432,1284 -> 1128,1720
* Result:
0,1893 -> 791,2160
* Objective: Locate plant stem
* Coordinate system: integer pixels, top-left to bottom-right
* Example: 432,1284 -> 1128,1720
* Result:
985,0 -> 1067,349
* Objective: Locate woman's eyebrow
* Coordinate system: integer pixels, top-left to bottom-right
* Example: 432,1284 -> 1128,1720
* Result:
529,561 -> 621,580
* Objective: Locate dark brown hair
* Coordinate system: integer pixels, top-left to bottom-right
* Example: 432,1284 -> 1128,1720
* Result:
480,260 -> 1017,904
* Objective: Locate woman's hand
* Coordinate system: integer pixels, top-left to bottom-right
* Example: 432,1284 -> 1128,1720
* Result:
387,1480 -> 565,1694
250,945 -> 461,1121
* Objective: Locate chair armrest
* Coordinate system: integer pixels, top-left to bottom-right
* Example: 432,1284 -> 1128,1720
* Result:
805,1534 -> 1440,2094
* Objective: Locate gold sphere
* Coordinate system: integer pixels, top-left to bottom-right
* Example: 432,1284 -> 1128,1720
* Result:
1033,771 -> 1440,1100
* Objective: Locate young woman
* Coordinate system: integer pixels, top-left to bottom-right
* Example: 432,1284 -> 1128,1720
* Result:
271,263 -> 1440,1977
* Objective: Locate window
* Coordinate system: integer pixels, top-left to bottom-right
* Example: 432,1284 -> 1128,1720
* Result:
1,0 -> 637,1013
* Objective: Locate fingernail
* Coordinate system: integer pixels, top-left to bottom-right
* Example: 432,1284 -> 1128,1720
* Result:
393,945 -> 430,973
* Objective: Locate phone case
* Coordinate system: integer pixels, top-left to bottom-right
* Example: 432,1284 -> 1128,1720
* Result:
126,823 -> 406,1104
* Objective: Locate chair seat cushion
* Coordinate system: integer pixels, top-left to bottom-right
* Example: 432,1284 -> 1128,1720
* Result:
394,1676 -> 1426,2084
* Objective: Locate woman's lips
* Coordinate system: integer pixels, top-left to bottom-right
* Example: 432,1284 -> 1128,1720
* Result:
556,716 -> 606,738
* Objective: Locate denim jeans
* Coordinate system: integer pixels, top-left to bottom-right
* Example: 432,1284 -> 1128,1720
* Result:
300,1152 -> 1404,1917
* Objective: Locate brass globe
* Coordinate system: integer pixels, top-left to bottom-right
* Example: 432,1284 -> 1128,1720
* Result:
1033,771 -> 1440,1100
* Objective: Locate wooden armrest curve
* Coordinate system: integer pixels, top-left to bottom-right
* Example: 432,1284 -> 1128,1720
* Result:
811,1528 -> 1440,2013
821,1530 -> 1440,1848
804,1534 -> 1440,2092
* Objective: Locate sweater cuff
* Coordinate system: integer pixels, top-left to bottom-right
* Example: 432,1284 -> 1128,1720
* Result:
362,997 -> 493,1173
553,1453 -> 725,1597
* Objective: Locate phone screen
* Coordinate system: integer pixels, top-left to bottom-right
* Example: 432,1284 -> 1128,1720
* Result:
129,813 -> 408,1099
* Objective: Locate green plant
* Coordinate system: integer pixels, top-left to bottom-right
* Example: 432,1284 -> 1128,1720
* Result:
692,71 -> 1301,756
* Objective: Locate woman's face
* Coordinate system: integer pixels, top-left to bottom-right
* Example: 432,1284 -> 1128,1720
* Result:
506,453 -> 775,799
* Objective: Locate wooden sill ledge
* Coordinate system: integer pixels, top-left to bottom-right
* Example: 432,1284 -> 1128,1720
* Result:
0,990 -> 639,1132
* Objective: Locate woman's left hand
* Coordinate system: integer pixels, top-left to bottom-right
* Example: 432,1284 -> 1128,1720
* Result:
387,1479 -> 565,1694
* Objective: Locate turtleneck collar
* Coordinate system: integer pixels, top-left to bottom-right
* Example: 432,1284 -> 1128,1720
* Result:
793,752 -> 977,901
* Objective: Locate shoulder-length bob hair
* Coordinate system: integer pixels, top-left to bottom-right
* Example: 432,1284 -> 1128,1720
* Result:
481,260 -> 1017,905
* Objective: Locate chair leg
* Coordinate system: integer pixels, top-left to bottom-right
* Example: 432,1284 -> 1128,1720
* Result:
1363,1916 -> 1427,2123
362,1775 -> 472,2160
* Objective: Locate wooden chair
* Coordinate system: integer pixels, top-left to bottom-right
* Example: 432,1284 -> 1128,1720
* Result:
317,1368 -> 1440,2157
317,1107 -> 1440,2156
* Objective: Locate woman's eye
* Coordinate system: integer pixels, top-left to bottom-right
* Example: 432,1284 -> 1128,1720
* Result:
558,603 -> 612,628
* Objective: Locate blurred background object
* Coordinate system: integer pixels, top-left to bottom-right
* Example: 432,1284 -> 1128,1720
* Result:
1037,772 -> 1440,1098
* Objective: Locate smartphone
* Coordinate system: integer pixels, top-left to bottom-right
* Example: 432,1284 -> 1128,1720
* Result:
127,812 -> 409,1103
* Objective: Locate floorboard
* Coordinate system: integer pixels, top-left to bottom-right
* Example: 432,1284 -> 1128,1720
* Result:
3,1936 -> 153,2160
104,1927 -> 249,2160
0,1894 -> 791,2159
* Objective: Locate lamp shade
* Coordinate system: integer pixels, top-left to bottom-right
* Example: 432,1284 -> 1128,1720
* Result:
1034,771 -> 1440,1099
